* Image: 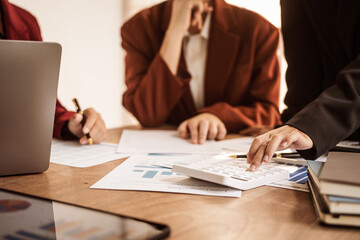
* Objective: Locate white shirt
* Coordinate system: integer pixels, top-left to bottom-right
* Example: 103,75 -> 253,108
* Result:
183,13 -> 211,110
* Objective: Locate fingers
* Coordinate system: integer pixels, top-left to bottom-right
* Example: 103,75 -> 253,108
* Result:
247,134 -> 268,163
83,108 -> 97,134
188,120 -> 199,144
177,121 -> 189,139
80,108 -> 106,145
216,123 -> 227,140
68,113 -> 84,138
198,120 -> 209,144
246,125 -> 314,171
177,113 -> 227,144
207,122 -> 218,140
248,141 -> 268,171
87,119 -> 107,144
262,135 -> 283,163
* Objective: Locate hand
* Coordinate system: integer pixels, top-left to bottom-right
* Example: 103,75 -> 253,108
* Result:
168,0 -> 213,34
239,125 -> 275,137
177,113 -> 227,144
68,108 -> 106,145
160,0 -> 213,74
246,125 -> 313,171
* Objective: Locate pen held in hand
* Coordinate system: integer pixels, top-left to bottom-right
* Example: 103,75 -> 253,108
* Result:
229,152 -> 302,159
229,152 -> 307,166
72,98 -> 93,145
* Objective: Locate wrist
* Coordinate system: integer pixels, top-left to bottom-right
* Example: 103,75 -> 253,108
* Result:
164,26 -> 186,40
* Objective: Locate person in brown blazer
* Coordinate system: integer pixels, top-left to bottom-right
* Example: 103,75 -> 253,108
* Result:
121,0 -> 281,144
246,0 -> 360,171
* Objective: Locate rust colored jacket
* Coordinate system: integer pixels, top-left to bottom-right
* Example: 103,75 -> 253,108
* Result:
0,0 -> 75,139
121,0 -> 281,132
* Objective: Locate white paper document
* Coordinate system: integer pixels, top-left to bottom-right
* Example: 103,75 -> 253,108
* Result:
116,130 -> 224,154
91,155 -> 242,198
50,139 -> 128,168
148,153 -> 213,168
219,137 -> 254,153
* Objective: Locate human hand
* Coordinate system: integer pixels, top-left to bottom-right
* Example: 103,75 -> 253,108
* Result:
246,125 -> 313,171
68,108 -> 107,145
168,0 -> 213,34
239,125 -> 275,137
177,113 -> 227,144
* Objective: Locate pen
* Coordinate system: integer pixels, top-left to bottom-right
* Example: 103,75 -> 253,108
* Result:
72,98 -> 92,145
229,152 -> 302,159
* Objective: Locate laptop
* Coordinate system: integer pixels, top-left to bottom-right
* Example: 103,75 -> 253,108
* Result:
0,40 -> 62,176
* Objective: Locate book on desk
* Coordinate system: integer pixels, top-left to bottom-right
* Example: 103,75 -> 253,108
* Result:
307,152 -> 360,227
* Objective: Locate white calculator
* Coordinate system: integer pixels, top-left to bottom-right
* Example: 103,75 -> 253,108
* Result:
172,158 -> 290,190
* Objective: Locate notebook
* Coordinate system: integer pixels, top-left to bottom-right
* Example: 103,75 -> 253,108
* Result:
319,152 -> 360,198
0,40 -> 62,176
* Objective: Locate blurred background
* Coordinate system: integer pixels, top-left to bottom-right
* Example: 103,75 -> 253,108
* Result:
10,0 -> 285,129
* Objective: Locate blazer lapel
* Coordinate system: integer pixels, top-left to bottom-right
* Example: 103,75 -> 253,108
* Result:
1,0 -> 30,40
204,0 -> 240,106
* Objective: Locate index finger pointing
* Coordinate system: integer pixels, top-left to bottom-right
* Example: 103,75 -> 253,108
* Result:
247,134 -> 269,163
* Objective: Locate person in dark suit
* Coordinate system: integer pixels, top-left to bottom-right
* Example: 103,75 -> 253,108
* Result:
121,0 -> 281,144
246,0 -> 360,171
0,0 -> 106,144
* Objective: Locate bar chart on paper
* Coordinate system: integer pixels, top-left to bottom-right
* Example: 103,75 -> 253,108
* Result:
91,156 -> 242,197
267,163 -> 309,191
133,165 -> 182,179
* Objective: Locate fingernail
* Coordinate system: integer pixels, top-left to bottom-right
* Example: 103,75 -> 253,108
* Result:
281,142 -> 288,147
80,139 -> 87,145
263,155 -> 269,162
250,165 -> 256,171
83,127 -> 90,134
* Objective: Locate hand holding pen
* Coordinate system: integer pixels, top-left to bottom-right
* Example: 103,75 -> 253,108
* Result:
72,98 -> 93,144
229,152 -> 302,159
230,152 -> 307,166
67,98 -> 107,145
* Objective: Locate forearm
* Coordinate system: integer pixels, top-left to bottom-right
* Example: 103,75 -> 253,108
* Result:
123,54 -> 190,127
287,55 -> 360,159
159,28 -> 185,75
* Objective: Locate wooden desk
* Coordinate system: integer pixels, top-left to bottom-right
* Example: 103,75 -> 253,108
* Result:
1,127 -> 359,239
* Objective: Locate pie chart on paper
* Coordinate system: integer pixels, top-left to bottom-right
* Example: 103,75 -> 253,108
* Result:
0,199 -> 31,213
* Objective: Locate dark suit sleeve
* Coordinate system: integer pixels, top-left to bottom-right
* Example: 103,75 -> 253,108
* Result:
121,19 -> 191,127
198,24 -> 281,132
287,54 -> 360,159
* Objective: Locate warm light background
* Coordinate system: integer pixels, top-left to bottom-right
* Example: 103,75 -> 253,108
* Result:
10,0 -> 286,128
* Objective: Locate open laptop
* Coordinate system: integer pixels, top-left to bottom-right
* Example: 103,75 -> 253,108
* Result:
0,40 -> 62,176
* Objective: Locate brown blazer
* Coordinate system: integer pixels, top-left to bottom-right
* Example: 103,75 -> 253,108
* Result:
121,0 -> 281,132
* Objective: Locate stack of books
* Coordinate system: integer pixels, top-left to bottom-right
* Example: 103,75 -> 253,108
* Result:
307,152 -> 360,227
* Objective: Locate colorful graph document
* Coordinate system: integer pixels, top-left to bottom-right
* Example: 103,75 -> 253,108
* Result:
116,130 -> 224,154
50,139 -> 128,168
91,155 -> 242,198
267,163 -> 309,192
